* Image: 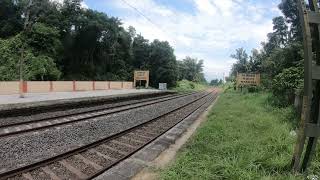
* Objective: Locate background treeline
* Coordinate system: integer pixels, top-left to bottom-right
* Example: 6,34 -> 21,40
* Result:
0,0 -> 206,88
230,0 -> 303,106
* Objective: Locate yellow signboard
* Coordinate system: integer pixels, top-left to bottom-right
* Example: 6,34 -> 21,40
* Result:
236,73 -> 260,87
134,70 -> 149,88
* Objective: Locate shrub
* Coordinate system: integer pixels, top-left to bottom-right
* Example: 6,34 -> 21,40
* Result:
271,67 -> 303,106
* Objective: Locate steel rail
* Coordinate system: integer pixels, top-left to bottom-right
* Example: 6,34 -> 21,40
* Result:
0,90 -> 216,180
0,92 -> 199,138
90,92 -> 218,180
0,92 -> 197,128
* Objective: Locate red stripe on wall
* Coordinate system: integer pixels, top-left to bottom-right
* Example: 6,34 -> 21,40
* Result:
22,81 -> 28,93
73,81 -> 76,91
49,81 -> 53,92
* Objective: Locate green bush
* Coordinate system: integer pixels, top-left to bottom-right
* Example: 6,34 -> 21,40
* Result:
247,85 -> 259,93
271,67 -> 303,106
173,80 -> 207,92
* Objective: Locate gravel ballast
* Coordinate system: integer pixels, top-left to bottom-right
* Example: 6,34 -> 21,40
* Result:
0,91 -> 174,118
0,91 -> 176,126
0,92 -> 207,174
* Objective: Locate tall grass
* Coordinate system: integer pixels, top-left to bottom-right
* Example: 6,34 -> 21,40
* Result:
161,91 -> 320,179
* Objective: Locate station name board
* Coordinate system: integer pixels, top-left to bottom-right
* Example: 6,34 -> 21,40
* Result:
134,71 -> 149,81
236,73 -> 260,87
134,70 -> 149,88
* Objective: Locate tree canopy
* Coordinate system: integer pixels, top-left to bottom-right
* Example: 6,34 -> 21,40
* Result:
177,57 -> 206,83
0,0 -> 206,88
230,0 -> 303,106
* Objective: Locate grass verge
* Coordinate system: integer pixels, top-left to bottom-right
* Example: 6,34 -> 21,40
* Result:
161,91 -> 320,179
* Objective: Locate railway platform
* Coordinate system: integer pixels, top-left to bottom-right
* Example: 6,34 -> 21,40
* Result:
0,89 -> 160,105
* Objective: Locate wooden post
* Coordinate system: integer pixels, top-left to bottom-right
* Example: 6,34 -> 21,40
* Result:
291,0 -> 320,173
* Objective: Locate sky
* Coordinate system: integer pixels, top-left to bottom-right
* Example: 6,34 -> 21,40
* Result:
82,0 -> 282,81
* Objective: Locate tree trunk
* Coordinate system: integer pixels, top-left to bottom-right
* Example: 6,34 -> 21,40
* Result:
19,0 -> 33,98
19,46 -> 25,98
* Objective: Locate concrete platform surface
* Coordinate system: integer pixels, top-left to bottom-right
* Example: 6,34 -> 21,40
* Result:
0,89 -> 159,105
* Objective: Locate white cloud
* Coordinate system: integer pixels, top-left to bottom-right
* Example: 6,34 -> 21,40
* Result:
194,0 -> 217,16
81,1 -> 89,9
101,0 -> 279,81
50,0 -> 89,9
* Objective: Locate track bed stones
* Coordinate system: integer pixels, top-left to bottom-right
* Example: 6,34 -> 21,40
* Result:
0,93 -> 180,128
0,91 -> 176,126
0,91 -> 218,180
0,93 -> 197,138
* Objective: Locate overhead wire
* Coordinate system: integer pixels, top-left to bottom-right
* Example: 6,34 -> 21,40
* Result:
120,0 -> 167,34
120,0 -> 197,61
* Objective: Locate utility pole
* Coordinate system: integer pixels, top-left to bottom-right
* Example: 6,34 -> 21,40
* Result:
19,0 -> 33,98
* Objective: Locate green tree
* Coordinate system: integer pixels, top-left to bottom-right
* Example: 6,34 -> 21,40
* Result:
230,48 -> 249,76
0,0 -> 209,90
278,0 -> 301,41
132,34 -> 150,70
0,34 -> 61,81
230,1 -> 303,105
149,40 -> 177,87
210,79 -> 223,86
0,0 -> 23,38
177,57 -> 206,83
272,16 -> 289,46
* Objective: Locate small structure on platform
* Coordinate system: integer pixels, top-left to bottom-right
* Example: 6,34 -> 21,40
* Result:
134,70 -> 149,88
236,73 -> 260,88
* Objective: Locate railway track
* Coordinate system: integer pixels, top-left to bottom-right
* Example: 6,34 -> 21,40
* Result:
0,92 -> 197,138
0,90 -> 217,180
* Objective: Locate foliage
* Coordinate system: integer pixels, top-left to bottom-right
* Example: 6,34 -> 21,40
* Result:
230,48 -> 249,76
161,92 -> 314,179
0,37 -> 21,80
230,0 -> 304,106
177,57 -> 206,83
271,66 -> 304,106
0,0 -> 206,88
148,40 -> 177,87
26,23 -> 62,58
0,34 -> 61,80
173,80 -> 207,92
209,79 -> 223,86
0,0 -> 23,38
278,0 -> 301,41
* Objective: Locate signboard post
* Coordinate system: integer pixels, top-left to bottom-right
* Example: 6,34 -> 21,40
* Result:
134,70 -> 149,88
236,73 -> 260,89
